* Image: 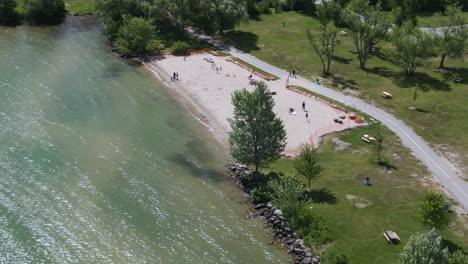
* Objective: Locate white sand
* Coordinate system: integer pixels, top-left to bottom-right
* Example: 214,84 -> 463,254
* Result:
145,54 -> 360,154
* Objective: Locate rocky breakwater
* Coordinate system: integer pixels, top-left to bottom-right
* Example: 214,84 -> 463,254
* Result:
228,163 -> 321,264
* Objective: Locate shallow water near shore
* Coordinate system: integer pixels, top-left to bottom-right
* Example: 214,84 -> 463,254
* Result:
0,17 -> 290,263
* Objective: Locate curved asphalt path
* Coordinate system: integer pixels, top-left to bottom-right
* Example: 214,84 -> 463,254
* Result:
189,29 -> 468,210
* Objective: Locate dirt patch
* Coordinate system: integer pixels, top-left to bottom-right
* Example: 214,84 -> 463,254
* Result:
332,138 -> 351,151
346,194 -> 357,200
434,144 -> 467,180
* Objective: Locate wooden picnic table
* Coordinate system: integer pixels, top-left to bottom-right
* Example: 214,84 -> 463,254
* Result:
384,231 -> 400,243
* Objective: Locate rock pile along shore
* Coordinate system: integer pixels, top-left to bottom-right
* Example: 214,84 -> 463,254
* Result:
228,163 -> 321,264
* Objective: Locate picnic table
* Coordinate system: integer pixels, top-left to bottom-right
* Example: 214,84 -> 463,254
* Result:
384,231 -> 400,243
382,91 -> 393,99
361,134 -> 376,143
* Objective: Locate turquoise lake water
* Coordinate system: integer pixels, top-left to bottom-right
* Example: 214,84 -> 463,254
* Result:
0,17 -> 289,263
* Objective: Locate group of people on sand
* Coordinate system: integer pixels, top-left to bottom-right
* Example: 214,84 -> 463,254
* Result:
171,72 -> 179,81
289,101 -> 309,122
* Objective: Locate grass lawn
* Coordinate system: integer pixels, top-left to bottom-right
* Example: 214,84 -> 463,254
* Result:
65,0 -> 95,14
224,11 -> 468,173
416,12 -> 468,27
265,125 -> 468,264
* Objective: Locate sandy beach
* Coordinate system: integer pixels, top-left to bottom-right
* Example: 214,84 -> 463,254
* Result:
145,54 -> 361,154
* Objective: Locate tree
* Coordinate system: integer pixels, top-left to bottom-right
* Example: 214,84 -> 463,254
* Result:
316,0 -> 343,26
416,191 -> 451,230
449,251 -> 468,264
23,0 -> 66,25
201,0 -> 248,34
434,4 -> 468,68
374,128 -> 384,162
342,0 -> 392,69
398,229 -> 449,264
267,174 -> 308,217
388,22 -> 433,76
0,0 -> 19,25
306,22 -> 339,75
228,82 -> 287,173
391,0 -> 418,27
294,143 -> 323,190
322,249 -> 349,264
155,0 -> 200,35
116,17 -> 157,56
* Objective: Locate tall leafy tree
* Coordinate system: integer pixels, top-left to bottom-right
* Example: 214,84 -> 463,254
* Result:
316,0 -> 343,26
342,0 -> 392,69
116,17 -> 157,56
155,0 -> 199,35
294,143 -> 323,189
0,0 -> 19,25
228,82 -> 287,172
306,21 -> 339,75
267,174 -> 308,217
201,0 -> 248,34
391,0 -> 418,27
398,229 -> 449,264
416,191 -> 452,230
23,0 -> 66,25
434,4 -> 468,68
388,22 -> 433,76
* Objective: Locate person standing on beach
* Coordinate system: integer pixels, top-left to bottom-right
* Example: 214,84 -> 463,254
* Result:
292,69 -> 296,77
306,112 -> 309,123
302,101 -> 305,111
176,72 -> 179,80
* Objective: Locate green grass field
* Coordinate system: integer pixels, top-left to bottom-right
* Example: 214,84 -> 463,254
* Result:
265,125 -> 467,264
65,0 -> 95,14
224,11 -> 468,173
416,12 -> 468,27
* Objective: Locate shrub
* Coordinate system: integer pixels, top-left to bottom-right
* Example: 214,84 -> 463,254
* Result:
322,249 -> 349,264
267,174 -> 308,217
250,187 -> 271,203
0,0 -> 19,25
171,41 -> 192,54
290,209 -> 333,246
116,17 -> 156,56
23,0 -> 66,25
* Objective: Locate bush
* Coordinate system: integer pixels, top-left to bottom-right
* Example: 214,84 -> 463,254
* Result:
23,0 -> 66,25
0,0 -> 19,25
250,187 -> 271,203
290,209 -> 333,246
322,249 -> 349,264
116,17 -> 156,56
171,41 -> 192,54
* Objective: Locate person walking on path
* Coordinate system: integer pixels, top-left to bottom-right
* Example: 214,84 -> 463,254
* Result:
302,101 -> 305,111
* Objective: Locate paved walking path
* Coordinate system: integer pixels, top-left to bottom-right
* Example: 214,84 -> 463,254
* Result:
188,29 -> 468,211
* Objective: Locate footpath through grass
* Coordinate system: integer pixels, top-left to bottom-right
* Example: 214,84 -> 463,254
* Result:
265,125 -> 468,264
224,11 -> 468,174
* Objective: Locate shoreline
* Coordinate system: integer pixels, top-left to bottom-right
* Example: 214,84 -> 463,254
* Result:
141,53 -> 362,156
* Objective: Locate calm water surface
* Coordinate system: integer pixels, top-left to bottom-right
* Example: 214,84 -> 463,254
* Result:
0,17 -> 290,263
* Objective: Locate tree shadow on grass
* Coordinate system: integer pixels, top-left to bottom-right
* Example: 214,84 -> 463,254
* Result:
440,67 -> 468,85
367,67 -> 452,91
332,55 -> 353,64
330,75 -> 359,90
378,160 -> 397,170
307,188 -> 338,205
223,30 -> 260,52
442,238 -> 466,254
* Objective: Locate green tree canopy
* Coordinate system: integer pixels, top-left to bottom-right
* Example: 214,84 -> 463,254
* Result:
306,21 -> 339,75
398,229 -> 449,264
23,0 -> 66,25
201,0 -> 248,34
449,250 -> 468,264
294,143 -> 323,189
322,249 -> 349,264
228,82 -> 287,172
0,0 -> 19,25
388,22 -> 434,76
116,17 -> 157,56
267,174 -> 308,217
434,4 -> 468,68
343,0 -> 393,69
416,191 -> 452,230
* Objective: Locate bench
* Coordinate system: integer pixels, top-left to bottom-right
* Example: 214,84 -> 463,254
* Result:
382,91 -> 392,99
384,231 -> 400,244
